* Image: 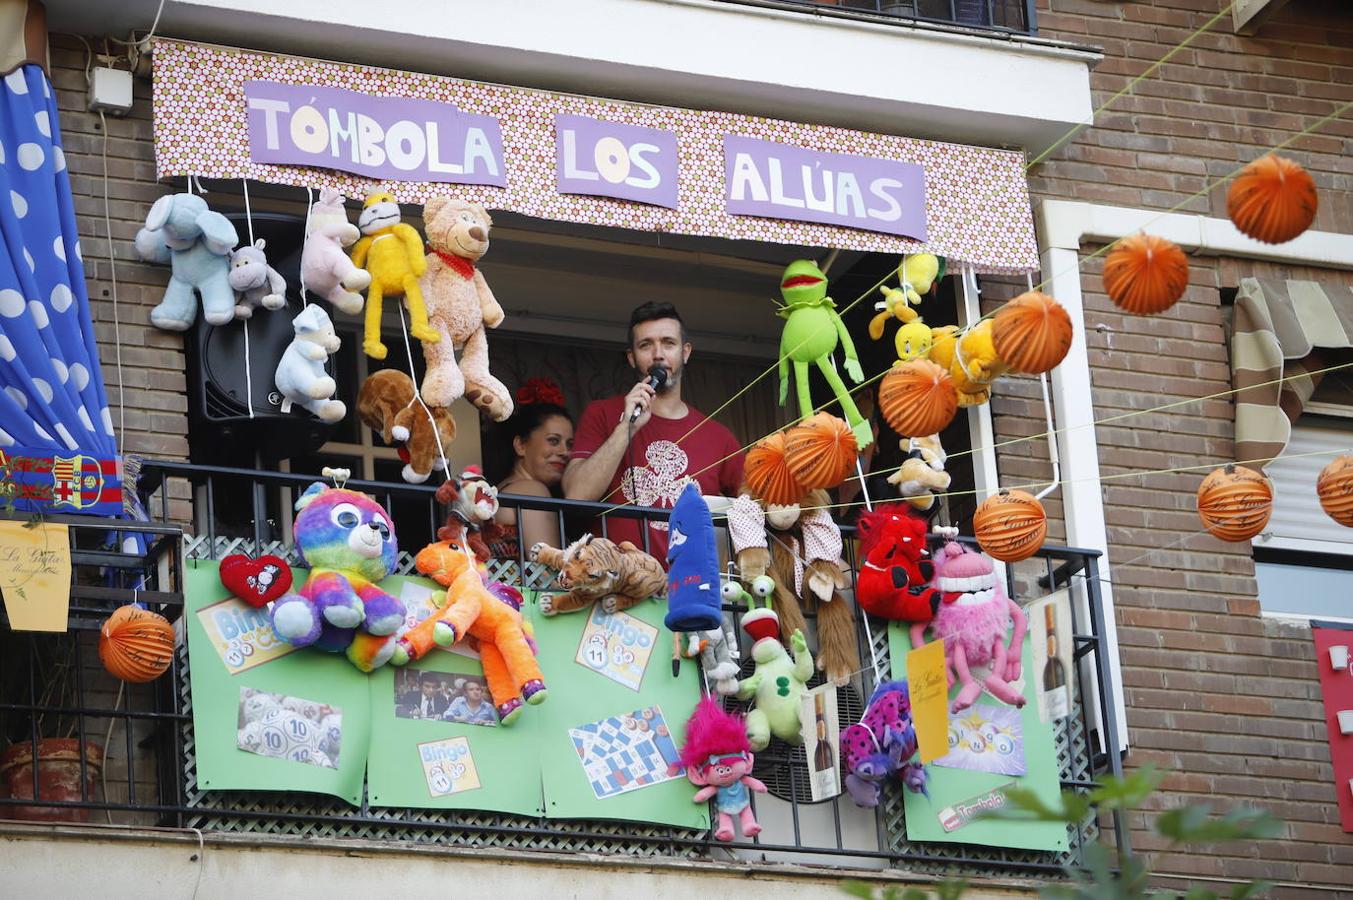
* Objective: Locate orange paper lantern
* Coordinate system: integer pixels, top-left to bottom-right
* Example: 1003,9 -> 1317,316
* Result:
99,605 -> 175,683
1196,464 -> 1273,542
1317,455 -> 1353,528
992,291 -> 1073,375
1227,154 -> 1318,245
973,489 -> 1048,563
744,432 -> 804,506
879,359 -> 958,438
784,413 -> 858,490
1102,233 -> 1190,315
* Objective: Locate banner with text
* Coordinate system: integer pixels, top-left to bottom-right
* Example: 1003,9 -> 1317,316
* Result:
724,135 -> 926,240
245,81 -> 506,186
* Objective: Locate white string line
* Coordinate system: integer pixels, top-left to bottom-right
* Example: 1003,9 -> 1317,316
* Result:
98,110 -> 126,450
396,302 -> 450,478
241,179 -> 255,420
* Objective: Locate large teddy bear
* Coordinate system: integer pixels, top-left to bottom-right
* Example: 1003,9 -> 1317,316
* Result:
134,193 -> 239,331
270,482 -> 406,671
228,239 -> 287,319
275,304 -> 346,422
418,198 -> 513,421
301,188 -> 371,314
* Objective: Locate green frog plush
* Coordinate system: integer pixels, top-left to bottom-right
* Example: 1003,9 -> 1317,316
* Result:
776,259 -> 872,448
736,609 -> 814,751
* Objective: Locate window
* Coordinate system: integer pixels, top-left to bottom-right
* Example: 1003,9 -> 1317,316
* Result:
1254,414 -> 1353,621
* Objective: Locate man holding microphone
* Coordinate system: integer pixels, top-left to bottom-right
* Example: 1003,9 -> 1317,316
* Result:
564,302 -> 745,560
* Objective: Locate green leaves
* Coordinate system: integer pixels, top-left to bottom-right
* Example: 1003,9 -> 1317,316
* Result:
859,768 -> 1282,900
840,879 -> 969,900
1155,804 -> 1282,844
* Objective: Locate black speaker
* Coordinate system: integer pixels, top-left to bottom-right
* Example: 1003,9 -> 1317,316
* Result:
185,211 -> 342,463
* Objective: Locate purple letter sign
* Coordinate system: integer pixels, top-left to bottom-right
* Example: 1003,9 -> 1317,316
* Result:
555,114 -> 679,209
723,135 -> 926,240
245,81 -> 506,186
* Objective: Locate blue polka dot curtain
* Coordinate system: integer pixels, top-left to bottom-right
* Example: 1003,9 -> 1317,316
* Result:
0,63 -> 122,515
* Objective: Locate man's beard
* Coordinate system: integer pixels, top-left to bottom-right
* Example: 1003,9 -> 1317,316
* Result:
656,362 -> 682,394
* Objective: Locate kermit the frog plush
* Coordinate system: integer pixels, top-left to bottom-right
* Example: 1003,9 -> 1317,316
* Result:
776,259 -> 872,447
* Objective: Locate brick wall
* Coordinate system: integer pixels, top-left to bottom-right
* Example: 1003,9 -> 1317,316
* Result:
1017,0 -> 1353,892
49,36 -> 193,522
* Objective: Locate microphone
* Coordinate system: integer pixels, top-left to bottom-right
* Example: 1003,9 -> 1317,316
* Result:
630,363 -> 669,423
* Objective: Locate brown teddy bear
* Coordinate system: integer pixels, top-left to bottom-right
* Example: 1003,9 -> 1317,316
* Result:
418,198 -> 513,421
356,370 -> 456,484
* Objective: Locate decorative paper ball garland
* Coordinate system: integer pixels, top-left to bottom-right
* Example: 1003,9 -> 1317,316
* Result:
880,358 -> 958,438
991,291 -> 1073,375
1227,154 -> 1318,245
784,413 -> 858,490
99,605 -> 175,683
1196,464 -> 1273,542
1102,233 -> 1190,315
1317,455 -> 1353,528
745,431 -> 804,507
974,489 -> 1048,562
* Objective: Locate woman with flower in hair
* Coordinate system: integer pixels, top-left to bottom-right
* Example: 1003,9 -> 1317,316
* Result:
489,379 -> 574,557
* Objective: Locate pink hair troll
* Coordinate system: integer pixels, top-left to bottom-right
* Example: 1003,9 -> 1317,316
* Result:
910,542 -> 1028,712
678,697 -> 768,842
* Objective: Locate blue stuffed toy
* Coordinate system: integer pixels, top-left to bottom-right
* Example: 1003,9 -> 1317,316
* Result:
665,483 -> 723,632
134,192 -> 239,331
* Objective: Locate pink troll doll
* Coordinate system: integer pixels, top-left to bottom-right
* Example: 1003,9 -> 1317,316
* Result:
910,541 -> 1028,713
677,697 -> 768,842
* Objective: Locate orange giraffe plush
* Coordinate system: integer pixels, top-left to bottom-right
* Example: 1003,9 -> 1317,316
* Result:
412,539 -> 545,724
347,538 -> 547,724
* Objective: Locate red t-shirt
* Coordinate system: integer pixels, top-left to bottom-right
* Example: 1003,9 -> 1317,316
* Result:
570,396 -> 745,560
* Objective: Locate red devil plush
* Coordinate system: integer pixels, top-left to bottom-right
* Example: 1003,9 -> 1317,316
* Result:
855,505 -> 940,622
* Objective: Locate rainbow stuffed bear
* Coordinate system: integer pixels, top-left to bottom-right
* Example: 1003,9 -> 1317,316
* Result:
270,482 -> 406,670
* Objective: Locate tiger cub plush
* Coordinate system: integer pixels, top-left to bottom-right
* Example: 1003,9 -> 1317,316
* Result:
529,534 -> 666,616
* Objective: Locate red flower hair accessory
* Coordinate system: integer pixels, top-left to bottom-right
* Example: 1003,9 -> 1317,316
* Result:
516,378 -> 565,407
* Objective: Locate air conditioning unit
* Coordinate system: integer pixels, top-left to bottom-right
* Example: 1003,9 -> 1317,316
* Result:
184,211 -> 345,463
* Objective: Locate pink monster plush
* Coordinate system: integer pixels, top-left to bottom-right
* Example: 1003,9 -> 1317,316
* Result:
677,697 -> 768,842
910,542 -> 1028,713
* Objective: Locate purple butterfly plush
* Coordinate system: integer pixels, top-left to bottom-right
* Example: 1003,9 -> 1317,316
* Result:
842,679 -> 928,808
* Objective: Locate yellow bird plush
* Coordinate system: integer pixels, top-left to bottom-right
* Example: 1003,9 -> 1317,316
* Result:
869,253 -> 944,341
928,319 -> 1009,407
350,191 -> 437,360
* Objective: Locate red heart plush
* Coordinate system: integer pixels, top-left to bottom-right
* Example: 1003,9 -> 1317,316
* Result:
220,554 -> 294,607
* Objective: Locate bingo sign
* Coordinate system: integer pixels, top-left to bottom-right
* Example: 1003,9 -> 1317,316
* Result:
419,737 -> 481,798
575,606 -> 658,691
723,135 -> 927,240
197,596 -> 298,674
555,114 -> 679,209
244,81 -> 507,186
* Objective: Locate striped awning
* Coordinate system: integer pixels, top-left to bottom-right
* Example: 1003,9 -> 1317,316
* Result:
1232,278 -> 1353,469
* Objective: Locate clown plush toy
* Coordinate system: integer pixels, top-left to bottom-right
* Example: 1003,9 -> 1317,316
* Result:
350,191 -> 435,360
270,481 -> 405,669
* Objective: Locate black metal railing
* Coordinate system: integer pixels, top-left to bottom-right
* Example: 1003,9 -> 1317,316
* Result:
1,459 -> 1123,879
715,0 -> 1036,36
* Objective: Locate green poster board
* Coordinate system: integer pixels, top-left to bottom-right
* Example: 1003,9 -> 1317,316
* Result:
366,642 -> 545,816
185,562 -> 707,829
889,623 -> 1067,852
185,561 -> 371,804
534,596 -> 709,831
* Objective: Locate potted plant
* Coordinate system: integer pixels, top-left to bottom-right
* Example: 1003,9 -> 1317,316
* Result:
0,464 -> 104,823
0,627 -> 105,823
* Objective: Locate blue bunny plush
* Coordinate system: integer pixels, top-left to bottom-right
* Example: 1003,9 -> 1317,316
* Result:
133,192 -> 239,331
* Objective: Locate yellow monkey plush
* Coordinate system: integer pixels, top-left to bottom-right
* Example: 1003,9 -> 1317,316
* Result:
350,191 -> 437,360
